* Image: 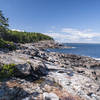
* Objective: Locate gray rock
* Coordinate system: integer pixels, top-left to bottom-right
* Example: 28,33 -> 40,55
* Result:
0,41 -> 100,100
15,60 -> 48,79
22,97 -> 30,100
43,92 -> 59,100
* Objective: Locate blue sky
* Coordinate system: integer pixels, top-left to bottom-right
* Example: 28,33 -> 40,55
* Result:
0,0 -> 100,43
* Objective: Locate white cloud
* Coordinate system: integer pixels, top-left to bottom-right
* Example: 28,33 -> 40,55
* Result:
44,28 -> 100,43
11,29 -> 25,32
61,28 -> 98,39
48,30 -> 54,32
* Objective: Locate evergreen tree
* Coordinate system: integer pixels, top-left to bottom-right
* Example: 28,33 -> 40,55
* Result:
0,10 -> 9,38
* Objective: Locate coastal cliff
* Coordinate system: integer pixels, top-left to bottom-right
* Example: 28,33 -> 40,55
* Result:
0,40 -> 100,100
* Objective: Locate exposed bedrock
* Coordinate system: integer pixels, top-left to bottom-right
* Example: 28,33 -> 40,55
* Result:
0,40 -> 100,100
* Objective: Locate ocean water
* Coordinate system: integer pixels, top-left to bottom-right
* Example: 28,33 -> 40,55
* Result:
48,43 -> 100,59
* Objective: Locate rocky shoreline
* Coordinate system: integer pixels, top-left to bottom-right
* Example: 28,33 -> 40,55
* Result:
0,40 -> 100,100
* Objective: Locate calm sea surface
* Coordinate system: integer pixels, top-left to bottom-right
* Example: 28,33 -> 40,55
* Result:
48,43 -> 100,59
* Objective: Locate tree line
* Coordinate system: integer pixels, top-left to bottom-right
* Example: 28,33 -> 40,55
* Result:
0,10 -> 53,49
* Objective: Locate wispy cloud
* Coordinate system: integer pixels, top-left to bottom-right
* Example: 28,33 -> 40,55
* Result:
61,28 -> 98,39
11,29 -> 25,32
44,28 -> 100,43
51,26 -> 56,29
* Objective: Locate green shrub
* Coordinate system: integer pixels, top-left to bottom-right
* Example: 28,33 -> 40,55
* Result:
0,38 -> 16,50
0,64 -> 16,80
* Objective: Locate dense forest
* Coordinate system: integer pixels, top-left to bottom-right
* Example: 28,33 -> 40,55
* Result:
1,30 -> 53,43
0,10 -> 53,50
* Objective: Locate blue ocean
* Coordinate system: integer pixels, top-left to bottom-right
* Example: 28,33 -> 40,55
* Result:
49,43 -> 100,59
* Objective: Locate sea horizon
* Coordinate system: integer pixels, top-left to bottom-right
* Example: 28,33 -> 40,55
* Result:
49,43 -> 100,60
